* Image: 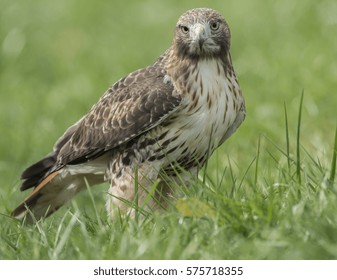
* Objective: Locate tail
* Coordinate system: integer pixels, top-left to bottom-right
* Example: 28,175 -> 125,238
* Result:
12,119 -> 93,223
12,171 -> 62,222
12,156 -> 107,223
12,169 -> 90,223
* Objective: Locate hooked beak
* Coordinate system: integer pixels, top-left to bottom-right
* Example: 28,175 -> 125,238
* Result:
190,23 -> 208,49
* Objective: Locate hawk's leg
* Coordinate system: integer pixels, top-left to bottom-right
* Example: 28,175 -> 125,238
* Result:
106,162 -> 168,220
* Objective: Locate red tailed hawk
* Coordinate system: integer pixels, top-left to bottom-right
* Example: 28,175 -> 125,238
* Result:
12,8 -> 245,222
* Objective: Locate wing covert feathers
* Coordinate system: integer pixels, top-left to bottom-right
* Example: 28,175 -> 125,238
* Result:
57,64 -> 181,165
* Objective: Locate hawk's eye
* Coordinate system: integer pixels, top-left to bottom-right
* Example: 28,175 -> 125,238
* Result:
180,25 -> 189,34
210,21 -> 220,31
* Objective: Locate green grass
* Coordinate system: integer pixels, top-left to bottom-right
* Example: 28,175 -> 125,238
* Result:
1,0 -> 337,259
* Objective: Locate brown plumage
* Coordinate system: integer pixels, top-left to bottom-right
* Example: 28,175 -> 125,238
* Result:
12,8 -> 246,222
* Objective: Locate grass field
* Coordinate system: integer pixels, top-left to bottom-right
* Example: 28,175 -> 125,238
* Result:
1,0 -> 337,259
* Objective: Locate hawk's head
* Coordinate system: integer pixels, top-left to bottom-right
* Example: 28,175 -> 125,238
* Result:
173,8 -> 231,60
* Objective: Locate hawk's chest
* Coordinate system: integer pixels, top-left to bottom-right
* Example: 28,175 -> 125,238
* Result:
146,59 -> 242,169
174,60 -> 238,151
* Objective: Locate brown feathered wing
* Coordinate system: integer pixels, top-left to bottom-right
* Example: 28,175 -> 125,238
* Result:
12,58 -> 182,221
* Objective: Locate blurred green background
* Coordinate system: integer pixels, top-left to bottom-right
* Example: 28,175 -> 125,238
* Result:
0,0 -> 336,259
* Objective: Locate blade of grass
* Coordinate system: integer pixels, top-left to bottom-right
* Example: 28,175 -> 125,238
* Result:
263,134 -> 296,165
134,164 -> 139,224
140,179 -> 163,209
227,156 -> 236,197
284,102 -> 291,170
52,212 -> 79,259
328,126 -> 337,186
254,135 -> 261,186
84,177 -> 102,228
239,156 -> 256,191
203,124 -> 214,184
218,166 -> 227,191
296,91 -> 304,184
